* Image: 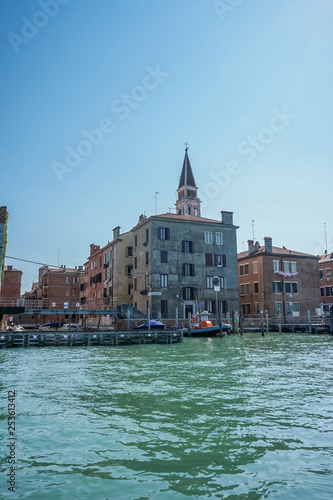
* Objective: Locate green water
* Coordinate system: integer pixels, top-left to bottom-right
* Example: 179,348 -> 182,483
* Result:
0,333 -> 332,499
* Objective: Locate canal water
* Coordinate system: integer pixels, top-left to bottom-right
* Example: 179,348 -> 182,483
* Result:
0,333 -> 332,500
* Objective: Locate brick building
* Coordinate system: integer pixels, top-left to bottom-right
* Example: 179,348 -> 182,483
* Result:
132,148 -> 239,319
80,244 -> 104,308
238,237 -> 321,320
319,252 -> 333,313
0,265 -> 22,306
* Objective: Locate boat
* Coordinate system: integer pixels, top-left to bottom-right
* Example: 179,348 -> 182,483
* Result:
182,311 -> 232,337
5,325 -> 25,332
59,323 -> 84,332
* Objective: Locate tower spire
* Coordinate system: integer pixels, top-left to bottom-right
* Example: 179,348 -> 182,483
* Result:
175,145 -> 201,217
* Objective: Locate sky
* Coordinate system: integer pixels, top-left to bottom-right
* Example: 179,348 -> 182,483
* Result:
1,0 -> 332,293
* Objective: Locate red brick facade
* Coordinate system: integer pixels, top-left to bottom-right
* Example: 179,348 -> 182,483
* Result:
0,266 -> 22,306
319,252 -> 333,312
238,238 -> 321,319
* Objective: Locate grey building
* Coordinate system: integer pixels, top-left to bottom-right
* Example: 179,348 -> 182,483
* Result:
132,148 -> 239,319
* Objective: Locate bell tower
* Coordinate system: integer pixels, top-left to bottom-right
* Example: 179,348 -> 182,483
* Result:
175,144 -> 201,217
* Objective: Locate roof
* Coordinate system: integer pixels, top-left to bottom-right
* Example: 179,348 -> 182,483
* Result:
152,213 -> 222,223
4,266 -> 22,273
238,245 -> 318,260
178,149 -> 196,189
319,252 -> 333,264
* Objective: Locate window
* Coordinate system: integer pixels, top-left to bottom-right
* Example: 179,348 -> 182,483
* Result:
239,264 -> 248,275
125,265 -> 133,277
182,263 -> 195,276
145,252 -> 149,265
205,300 -> 215,313
320,287 -> 325,297
292,282 -> 298,294
134,235 -> 138,247
204,231 -> 212,244
253,261 -> 258,274
216,232 -> 223,245
128,284 -> 132,295
94,259 -> 98,268
283,261 -> 290,273
145,229 -> 149,242
161,300 -> 168,315
134,257 -> 137,268
66,277 -> 70,284
286,302 -> 292,315
291,262 -> 297,273
206,276 -> 214,289
240,283 -> 250,295
327,268 -> 332,280
254,282 -> 259,294
319,269 -> 323,279
134,279 -> 137,291
158,227 -> 170,240
182,241 -> 194,253
182,287 -> 195,300
254,302 -> 260,315
161,251 -> 168,263
273,260 -> 279,272
326,287 -> 333,297
215,254 -> 226,267
145,275 -> 149,287
275,302 -> 282,314
91,262 -> 93,270
126,247 -> 133,257
273,281 -> 282,293
241,304 -> 251,315
160,274 -> 168,287
293,303 -> 299,312
206,254 -> 213,266
73,276 -> 79,284
285,282 -> 291,294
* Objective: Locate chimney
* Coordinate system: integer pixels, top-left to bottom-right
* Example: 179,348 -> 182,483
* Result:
113,226 -> 121,240
248,240 -> 254,254
264,237 -> 272,254
7,265 -> 13,272
221,211 -> 233,225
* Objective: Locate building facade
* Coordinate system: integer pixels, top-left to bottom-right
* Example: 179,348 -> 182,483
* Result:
319,252 -> 333,313
102,227 -> 133,308
238,237 -> 321,319
0,265 -> 22,306
132,148 -> 239,319
0,206 -> 8,288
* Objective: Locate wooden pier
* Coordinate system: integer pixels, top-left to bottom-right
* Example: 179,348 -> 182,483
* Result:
0,330 -> 183,349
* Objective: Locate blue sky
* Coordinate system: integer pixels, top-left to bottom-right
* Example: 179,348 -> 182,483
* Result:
1,0 -> 332,293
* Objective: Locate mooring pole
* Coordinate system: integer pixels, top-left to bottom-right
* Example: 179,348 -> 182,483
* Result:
265,310 -> 269,334
127,310 -> 130,331
291,310 -> 294,333
278,312 -> 282,335
330,305 -> 333,334
175,308 -> 178,330
148,308 -> 150,330
260,310 -> 264,336
187,312 -> 192,337
307,309 -> 312,334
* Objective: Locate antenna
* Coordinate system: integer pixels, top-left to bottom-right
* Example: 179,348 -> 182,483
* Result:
57,249 -> 60,267
154,192 -> 159,215
251,220 -> 255,241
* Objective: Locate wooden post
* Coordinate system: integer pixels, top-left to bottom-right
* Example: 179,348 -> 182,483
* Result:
175,308 -> 178,330
235,311 -> 239,334
239,308 -> 243,335
278,312 -> 282,335
291,310 -> 294,333
265,310 -> 269,334
330,305 -> 333,334
231,309 -> 235,333
187,312 -> 192,337
127,310 -> 130,331
148,308 -> 150,330
307,309 -> 312,334
260,310 -> 264,336
114,314 -> 118,331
